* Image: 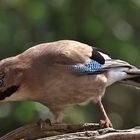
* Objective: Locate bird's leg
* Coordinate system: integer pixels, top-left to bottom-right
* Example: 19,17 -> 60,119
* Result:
53,110 -> 64,123
97,100 -> 113,128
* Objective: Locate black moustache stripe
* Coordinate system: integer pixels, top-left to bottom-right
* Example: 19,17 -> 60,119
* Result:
0,86 -> 20,100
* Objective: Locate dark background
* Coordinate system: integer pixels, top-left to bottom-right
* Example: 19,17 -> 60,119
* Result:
0,0 -> 140,136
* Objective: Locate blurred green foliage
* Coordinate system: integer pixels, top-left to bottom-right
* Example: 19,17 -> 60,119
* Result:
0,0 -> 140,136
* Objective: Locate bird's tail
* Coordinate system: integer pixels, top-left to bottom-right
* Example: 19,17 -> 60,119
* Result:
120,69 -> 140,89
102,59 -> 140,88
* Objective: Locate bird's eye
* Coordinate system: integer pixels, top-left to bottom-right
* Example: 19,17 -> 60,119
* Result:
0,79 -> 4,86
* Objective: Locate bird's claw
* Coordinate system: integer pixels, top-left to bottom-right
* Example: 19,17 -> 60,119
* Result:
100,119 -> 113,128
37,119 -> 52,129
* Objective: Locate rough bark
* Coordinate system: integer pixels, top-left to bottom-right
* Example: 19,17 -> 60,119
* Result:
0,122 -> 140,140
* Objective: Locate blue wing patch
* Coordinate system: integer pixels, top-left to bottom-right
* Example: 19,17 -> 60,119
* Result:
69,59 -> 102,74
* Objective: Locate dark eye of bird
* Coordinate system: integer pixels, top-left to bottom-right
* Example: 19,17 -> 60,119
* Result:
0,79 -> 4,86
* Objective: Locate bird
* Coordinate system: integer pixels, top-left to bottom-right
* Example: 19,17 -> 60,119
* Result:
0,40 -> 140,127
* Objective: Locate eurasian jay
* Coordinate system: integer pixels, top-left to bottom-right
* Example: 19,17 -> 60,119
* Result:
0,40 -> 140,127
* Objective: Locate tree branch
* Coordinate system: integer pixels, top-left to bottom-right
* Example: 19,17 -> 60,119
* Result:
0,122 -> 140,140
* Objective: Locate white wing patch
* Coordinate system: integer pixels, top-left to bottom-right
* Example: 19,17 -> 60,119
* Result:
99,52 -> 111,60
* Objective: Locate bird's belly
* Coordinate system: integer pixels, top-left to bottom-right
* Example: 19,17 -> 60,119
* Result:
41,73 -> 107,107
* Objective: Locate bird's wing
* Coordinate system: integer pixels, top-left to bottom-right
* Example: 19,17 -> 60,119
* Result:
41,40 -> 105,65
31,40 -> 139,76
102,59 -> 134,69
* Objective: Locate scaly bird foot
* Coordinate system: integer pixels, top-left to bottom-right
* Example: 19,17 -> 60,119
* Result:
100,119 -> 113,128
37,119 -> 52,129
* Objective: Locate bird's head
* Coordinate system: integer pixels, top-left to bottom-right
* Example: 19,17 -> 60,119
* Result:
0,57 -> 24,101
